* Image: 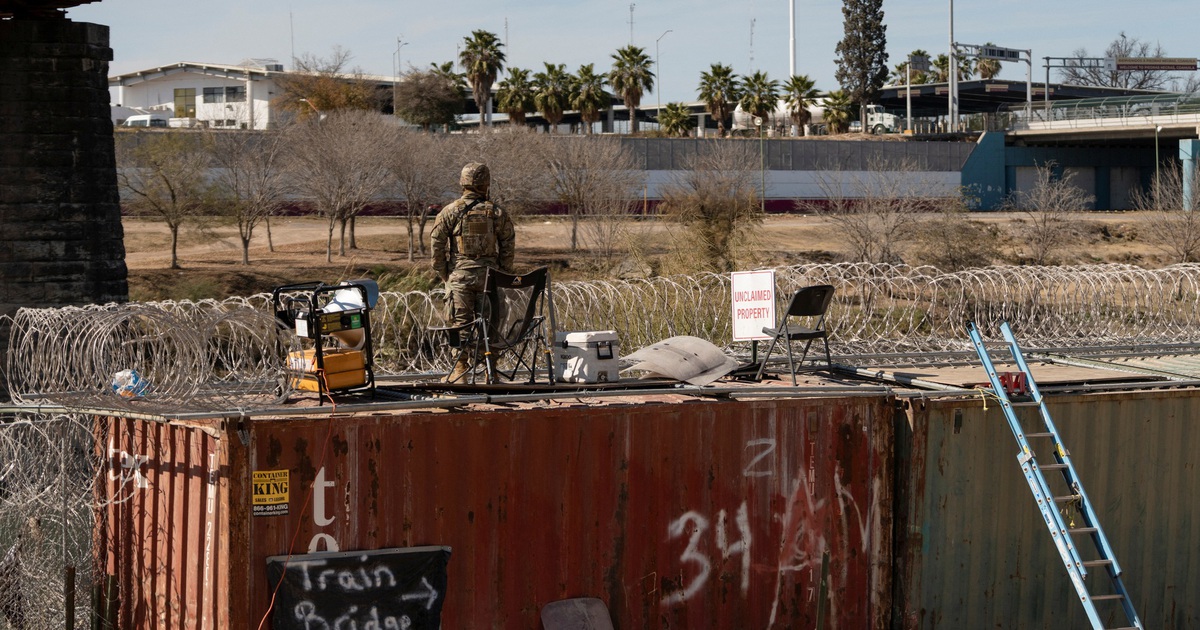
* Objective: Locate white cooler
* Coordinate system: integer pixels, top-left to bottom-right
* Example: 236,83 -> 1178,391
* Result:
554,330 -> 620,383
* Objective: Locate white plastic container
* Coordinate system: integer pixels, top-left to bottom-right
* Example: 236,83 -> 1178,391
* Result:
554,330 -> 620,384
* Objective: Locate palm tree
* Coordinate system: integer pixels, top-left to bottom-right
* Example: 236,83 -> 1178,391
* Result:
822,90 -> 854,134
496,67 -> 535,126
783,74 -> 820,135
737,70 -> 780,124
890,49 -> 930,85
459,30 -> 506,127
931,54 -> 973,82
697,63 -> 740,137
607,45 -> 655,133
533,62 -> 572,133
572,63 -> 609,134
430,61 -> 466,94
975,43 -> 1002,80
657,102 -> 694,137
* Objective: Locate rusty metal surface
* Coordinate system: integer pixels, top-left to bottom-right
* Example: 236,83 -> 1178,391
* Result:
241,396 -> 895,628
96,416 -> 231,630
896,389 -> 1200,629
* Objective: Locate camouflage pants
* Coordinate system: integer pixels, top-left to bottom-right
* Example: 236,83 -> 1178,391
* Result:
446,267 -> 488,328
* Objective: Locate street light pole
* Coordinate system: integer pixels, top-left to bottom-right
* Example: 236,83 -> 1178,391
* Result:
656,30 -> 672,117
948,0 -> 956,132
393,36 -> 407,117
755,116 -> 765,213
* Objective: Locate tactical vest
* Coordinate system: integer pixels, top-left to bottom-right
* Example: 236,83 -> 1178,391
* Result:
454,199 -> 498,259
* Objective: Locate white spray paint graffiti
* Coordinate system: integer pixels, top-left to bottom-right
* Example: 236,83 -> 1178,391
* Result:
657,435 -> 875,628
106,437 -> 149,490
660,501 -> 752,606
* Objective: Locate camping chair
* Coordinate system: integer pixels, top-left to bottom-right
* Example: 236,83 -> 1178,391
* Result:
430,266 -> 551,385
755,284 -> 835,385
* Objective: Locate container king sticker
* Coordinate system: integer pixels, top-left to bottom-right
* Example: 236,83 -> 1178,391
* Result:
253,469 -> 290,516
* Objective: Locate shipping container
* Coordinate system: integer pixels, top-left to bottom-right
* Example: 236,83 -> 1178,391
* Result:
895,389 -> 1200,629
97,393 -> 896,629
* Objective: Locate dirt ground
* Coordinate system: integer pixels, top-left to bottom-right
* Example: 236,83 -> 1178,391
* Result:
122,212 -> 1162,301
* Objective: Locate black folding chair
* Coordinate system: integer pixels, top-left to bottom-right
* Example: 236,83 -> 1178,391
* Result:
431,267 -> 550,385
755,284 -> 835,385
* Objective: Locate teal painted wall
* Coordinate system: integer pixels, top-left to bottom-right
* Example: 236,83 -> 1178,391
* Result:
961,133 -> 1164,210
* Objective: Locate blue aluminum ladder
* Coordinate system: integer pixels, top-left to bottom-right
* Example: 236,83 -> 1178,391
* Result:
967,321 -> 1142,630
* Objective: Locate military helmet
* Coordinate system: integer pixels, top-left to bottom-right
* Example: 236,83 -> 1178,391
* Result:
460,162 -> 490,189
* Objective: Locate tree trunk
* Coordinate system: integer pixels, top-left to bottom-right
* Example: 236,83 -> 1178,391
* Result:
241,235 -> 251,265
569,209 -> 579,251
419,206 -> 434,255
169,223 -> 181,270
266,216 -> 275,252
349,215 -> 357,250
338,217 -> 347,256
405,215 -> 415,262
326,218 -> 335,263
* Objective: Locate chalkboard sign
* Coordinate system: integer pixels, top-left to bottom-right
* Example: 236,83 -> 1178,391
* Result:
266,546 -> 451,629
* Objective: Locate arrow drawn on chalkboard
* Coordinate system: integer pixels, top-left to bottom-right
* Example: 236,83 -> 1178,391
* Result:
400,577 -> 439,610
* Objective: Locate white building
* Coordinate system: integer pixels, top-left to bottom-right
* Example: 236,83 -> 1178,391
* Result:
110,59 -> 292,130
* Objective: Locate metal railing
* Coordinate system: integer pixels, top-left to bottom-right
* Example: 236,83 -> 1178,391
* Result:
1007,92 -> 1200,131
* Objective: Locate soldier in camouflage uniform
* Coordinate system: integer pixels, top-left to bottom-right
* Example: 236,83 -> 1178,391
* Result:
430,162 -> 516,382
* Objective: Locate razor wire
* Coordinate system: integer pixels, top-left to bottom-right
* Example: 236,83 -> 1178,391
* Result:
7,263 -> 1200,412
0,413 -> 106,628
6,301 -> 296,413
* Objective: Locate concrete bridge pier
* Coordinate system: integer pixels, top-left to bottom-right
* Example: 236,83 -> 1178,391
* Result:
0,17 -> 128,398
1182,139 -> 1199,212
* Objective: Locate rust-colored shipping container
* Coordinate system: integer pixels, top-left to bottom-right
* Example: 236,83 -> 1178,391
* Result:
97,393 -> 896,628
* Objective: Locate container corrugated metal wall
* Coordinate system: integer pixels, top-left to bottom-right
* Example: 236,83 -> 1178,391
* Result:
896,389 -> 1200,629
97,417 -> 236,629
239,396 -> 895,629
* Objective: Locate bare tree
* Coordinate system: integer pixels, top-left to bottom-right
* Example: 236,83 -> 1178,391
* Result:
115,132 -> 212,269
659,142 -> 763,272
1060,33 -> 1174,90
274,46 -> 381,116
801,156 -> 944,263
1001,162 -> 1093,265
451,128 -> 554,216
390,131 -> 456,260
206,128 -> 291,265
285,111 -> 397,262
547,137 -> 643,251
1132,162 -> 1200,262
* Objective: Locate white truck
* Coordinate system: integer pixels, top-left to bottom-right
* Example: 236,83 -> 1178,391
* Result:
863,104 -> 901,134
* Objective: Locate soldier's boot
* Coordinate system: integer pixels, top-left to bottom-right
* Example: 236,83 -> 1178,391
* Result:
444,355 -> 472,383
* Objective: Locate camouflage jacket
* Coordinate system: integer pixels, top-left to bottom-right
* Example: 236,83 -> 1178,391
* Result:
430,191 -> 515,278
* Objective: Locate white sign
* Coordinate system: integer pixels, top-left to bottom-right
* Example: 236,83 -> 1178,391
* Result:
731,270 -> 776,341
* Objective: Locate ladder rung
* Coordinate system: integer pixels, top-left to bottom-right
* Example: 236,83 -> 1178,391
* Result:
1083,559 -> 1114,567
1089,594 -> 1125,601
1054,494 -> 1082,503
1009,401 -> 1041,407
1108,627 -> 1140,629
1025,432 -> 1056,438
1040,463 -> 1068,470
1069,527 -> 1098,534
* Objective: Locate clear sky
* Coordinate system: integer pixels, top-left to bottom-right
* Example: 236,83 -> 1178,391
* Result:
70,0 -> 1198,105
